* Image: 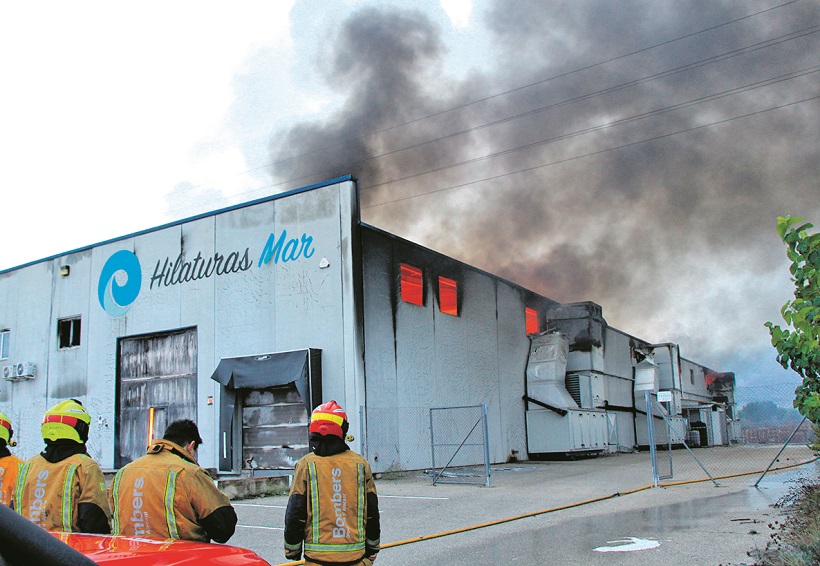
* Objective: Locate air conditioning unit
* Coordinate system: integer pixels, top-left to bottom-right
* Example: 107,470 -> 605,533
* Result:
1,365 -> 14,381
13,362 -> 35,380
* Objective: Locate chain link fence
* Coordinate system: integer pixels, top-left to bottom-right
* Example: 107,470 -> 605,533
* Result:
359,383 -> 817,487
360,404 -> 492,485
659,382 -> 817,487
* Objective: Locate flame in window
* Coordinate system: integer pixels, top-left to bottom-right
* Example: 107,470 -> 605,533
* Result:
439,277 -> 458,316
400,264 -> 424,306
525,308 -> 539,335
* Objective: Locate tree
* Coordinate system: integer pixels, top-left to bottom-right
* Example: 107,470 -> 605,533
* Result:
764,216 -> 820,423
738,400 -> 802,428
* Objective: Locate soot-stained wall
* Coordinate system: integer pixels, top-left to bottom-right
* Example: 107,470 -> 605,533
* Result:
360,225 -> 559,472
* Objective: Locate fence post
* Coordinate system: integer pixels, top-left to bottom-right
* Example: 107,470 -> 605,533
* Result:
482,404 -> 491,487
646,390 -> 659,487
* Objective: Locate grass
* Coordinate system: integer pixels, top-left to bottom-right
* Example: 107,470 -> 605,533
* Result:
750,476 -> 820,565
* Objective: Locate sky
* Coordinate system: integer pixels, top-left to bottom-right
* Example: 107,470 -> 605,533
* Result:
1,0 -> 817,402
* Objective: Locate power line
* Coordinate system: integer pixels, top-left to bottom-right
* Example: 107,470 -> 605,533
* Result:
260,0 -> 807,174
200,24 -> 816,211
361,96 -> 820,209
359,65 -> 819,194
279,26 -> 819,192
162,0 -> 807,209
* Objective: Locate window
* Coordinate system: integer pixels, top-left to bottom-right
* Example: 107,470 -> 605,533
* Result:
58,317 -> 81,348
690,369 -> 694,385
400,263 -> 424,306
525,308 -> 539,335
438,276 -> 458,316
0,330 -> 9,360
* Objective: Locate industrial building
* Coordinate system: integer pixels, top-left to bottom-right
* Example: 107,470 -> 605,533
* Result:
0,176 -> 738,475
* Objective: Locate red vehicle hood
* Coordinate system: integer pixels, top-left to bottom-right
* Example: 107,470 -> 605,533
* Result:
51,532 -> 271,566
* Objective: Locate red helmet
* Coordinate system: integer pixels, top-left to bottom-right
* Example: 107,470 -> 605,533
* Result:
309,400 -> 348,438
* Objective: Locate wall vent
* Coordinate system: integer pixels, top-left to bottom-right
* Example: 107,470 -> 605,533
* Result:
565,374 -> 582,406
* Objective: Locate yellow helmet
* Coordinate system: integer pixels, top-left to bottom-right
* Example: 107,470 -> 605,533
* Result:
42,399 -> 91,443
0,411 -> 13,444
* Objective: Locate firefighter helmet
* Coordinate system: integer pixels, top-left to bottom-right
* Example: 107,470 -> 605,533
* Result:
42,399 -> 91,443
0,411 -> 13,445
309,400 -> 349,438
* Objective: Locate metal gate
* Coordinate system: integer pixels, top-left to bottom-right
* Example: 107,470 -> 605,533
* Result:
429,404 -> 491,487
645,392 -> 717,487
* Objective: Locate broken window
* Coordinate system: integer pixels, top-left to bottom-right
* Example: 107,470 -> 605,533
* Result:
438,276 -> 458,316
0,330 -> 9,360
525,308 -> 539,335
400,263 -> 424,306
58,317 -> 81,349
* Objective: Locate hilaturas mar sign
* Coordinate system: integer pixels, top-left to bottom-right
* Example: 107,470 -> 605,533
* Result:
97,229 -> 316,316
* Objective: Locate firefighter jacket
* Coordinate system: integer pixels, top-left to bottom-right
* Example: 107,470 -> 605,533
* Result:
110,439 -> 237,543
285,441 -> 380,564
15,450 -> 111,533
0,452 -> 23,507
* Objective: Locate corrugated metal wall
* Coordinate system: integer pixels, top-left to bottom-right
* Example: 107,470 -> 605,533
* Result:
360,228 -> 551,471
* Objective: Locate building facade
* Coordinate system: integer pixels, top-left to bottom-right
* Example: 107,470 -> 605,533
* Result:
0,177 -> 736,475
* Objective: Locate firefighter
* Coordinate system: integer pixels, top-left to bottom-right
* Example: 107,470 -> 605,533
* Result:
284,400 -> 381,565
109,418 -> 237,543
15,399 -> 111,533
0,411 -> 23,507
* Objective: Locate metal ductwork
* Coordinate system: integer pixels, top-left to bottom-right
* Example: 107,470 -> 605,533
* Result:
525,331 -> 578,410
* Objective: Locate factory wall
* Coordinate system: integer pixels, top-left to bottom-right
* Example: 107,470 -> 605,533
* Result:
359,226 -> 558,472
0,178 -> 363,470
0,175 -> 737,474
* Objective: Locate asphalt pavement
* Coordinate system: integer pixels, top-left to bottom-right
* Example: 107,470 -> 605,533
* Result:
227,446 -> 818,565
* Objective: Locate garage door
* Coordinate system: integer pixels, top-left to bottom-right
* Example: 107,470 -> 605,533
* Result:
117,328 -> 197,467
242,384 -> 310,469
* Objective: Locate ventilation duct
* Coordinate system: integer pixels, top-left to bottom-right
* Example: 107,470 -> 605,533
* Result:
526,332 -> 578,409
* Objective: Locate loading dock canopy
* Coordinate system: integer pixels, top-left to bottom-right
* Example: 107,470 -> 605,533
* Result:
210,350 -> 314,413
211,350 -> 306,387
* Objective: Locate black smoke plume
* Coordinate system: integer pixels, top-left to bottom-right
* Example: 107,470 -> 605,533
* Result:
268,1 -> 819,376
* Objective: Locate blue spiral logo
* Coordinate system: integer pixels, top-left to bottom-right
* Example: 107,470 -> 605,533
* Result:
98,250 -> 142,316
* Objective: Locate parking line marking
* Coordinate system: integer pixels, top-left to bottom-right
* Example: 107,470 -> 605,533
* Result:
381,495 -> 449,500
237,525 -> 284,531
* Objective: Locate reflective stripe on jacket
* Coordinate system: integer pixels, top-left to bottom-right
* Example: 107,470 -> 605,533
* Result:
0,454 -> 23,507
14,453 -> 110,532
289,450 -> 379,563
110,439 -> 234,543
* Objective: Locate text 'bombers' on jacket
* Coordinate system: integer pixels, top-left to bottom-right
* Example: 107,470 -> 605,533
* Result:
284,435 -> 380,564
15,449 -> 111,534
110,438 -> 237,543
